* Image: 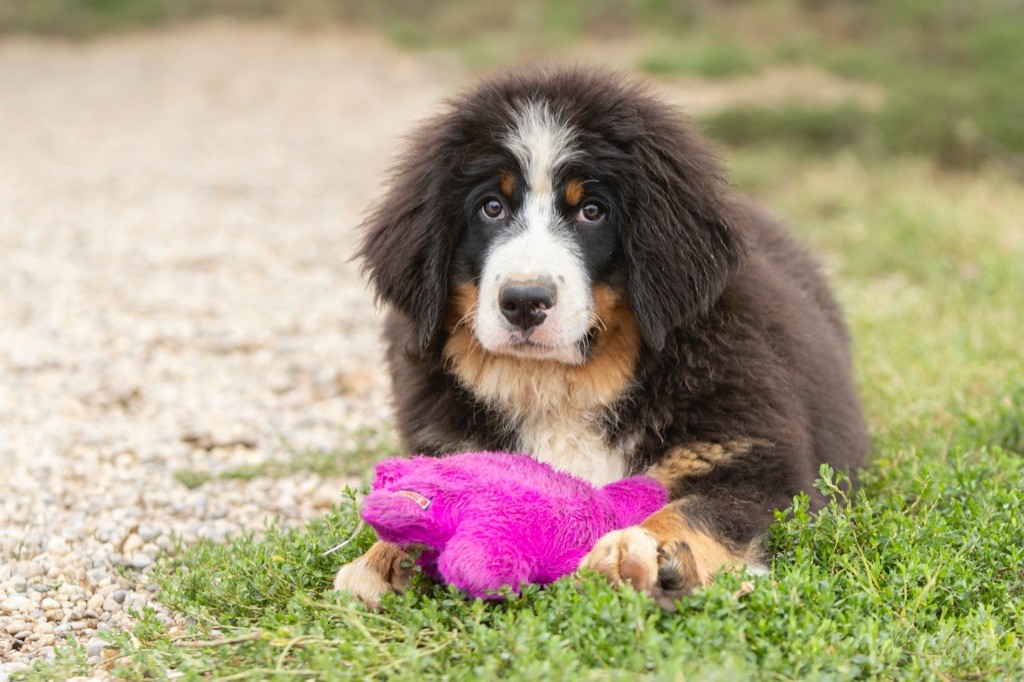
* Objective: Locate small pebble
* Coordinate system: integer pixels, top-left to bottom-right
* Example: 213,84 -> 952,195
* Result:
4,620 -> 26,635
87,565 -> 110,581
138,524 -> 162,542
127,552 -> 153,569
122,534 -> 144,554
46,537 -> 69,554
85,639 -> 105,658
1,596 -> 31,613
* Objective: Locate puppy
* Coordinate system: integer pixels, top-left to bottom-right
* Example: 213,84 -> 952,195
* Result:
334,66 -> 868,610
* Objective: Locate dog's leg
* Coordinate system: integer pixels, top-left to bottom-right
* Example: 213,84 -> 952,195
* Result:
579,500 -> 768,611
333,540 -> 413,609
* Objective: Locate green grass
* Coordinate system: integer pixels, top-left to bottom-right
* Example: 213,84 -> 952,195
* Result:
639,43 -> 760,79
688,0 -> 1024,169
21,148 -> 1024,681
702,105 -> 874,154
173,428 -> 401,490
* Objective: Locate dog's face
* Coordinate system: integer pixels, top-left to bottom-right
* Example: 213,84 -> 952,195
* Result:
450,103 -> 625,364
360,68 -> 744,361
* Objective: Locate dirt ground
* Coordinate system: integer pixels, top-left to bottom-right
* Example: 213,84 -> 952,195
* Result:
0,22 -> 876,675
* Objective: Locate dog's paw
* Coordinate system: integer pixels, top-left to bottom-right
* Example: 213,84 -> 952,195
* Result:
579,526 -> 661,591
332,541 -> 412,610
579,526 -> 699,611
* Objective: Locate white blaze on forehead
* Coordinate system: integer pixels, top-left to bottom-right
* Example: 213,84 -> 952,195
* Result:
504,101 -> 578,194
473,101 -> 592,363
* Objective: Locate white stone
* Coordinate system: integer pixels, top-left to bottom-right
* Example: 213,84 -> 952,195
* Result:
46,536 -> 69,554
1,595 -> 32,613
122,533 -> 144,554
4,619 -> 26,634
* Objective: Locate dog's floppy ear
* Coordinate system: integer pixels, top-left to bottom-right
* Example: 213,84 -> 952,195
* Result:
357,116 -> 461,353
621,105 -> 746,351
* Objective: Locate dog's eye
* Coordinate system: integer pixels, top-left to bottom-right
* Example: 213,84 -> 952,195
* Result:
480,198 -> 506,221
577,202 -> 604,223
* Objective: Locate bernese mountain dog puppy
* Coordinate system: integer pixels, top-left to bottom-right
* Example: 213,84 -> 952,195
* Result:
334,66 -> 869,610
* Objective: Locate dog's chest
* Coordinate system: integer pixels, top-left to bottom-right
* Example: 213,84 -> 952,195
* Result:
442,331 -> 638,485
513,409 -> 629,486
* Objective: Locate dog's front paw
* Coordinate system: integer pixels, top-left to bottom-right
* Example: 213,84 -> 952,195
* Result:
333,541 -> 412,610
579,526 -> 699,611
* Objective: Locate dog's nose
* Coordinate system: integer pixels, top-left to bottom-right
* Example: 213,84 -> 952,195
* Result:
499,280 -> 556,331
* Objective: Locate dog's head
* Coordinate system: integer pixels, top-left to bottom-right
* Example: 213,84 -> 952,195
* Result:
358,67 -> 744,360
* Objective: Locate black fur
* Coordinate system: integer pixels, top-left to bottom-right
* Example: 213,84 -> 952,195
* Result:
357,66 -> 869,573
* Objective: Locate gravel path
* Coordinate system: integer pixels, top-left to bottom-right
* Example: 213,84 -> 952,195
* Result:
0,23 -> 457,676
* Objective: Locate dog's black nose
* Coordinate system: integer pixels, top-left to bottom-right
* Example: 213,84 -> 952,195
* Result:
499,280 -> 556,331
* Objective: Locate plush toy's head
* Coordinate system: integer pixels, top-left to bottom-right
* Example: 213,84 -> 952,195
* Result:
359,451 -> 667,599
360,456 -> 465,548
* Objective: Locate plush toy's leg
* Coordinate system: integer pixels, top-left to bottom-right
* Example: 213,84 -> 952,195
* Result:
437,523 -> 532,600
333,541 -> 413,610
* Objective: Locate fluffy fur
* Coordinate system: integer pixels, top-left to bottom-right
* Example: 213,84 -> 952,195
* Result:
337,66 -> 869,609
361,451 -> 667,599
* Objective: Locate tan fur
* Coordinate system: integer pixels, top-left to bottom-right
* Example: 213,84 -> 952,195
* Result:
332,541 -> 411,609
445,283 -> 639,412
500,171 -> 515,198
646,439 -> 759,484
565,177 -> 585,206
443,283 -> 641,483
641,506 -> 762,586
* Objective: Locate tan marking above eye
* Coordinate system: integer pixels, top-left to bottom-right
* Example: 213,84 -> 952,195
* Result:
500,173 -> 515,198
565,178 -> 585,206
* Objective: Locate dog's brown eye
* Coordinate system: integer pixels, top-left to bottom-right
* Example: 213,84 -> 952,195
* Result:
577,202 -> 604,223
481,198 -> 505,221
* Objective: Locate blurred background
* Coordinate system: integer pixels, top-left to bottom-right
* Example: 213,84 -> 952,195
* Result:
3,0 -> 1024,169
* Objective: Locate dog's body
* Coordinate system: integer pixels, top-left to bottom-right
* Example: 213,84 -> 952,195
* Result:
335,67 -> 868,609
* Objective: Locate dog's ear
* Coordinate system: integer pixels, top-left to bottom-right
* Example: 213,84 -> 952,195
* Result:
357,117 -> 461,353
621,106 -> 746,351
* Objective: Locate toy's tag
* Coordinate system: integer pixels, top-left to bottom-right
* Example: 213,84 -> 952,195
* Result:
396,489 -> 431,510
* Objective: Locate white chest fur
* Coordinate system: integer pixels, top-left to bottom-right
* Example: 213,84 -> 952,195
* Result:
444,346 -> 632,485
514,407 -> 628,485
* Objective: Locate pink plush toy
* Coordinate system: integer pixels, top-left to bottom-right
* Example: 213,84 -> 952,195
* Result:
360,451 -> 667,599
